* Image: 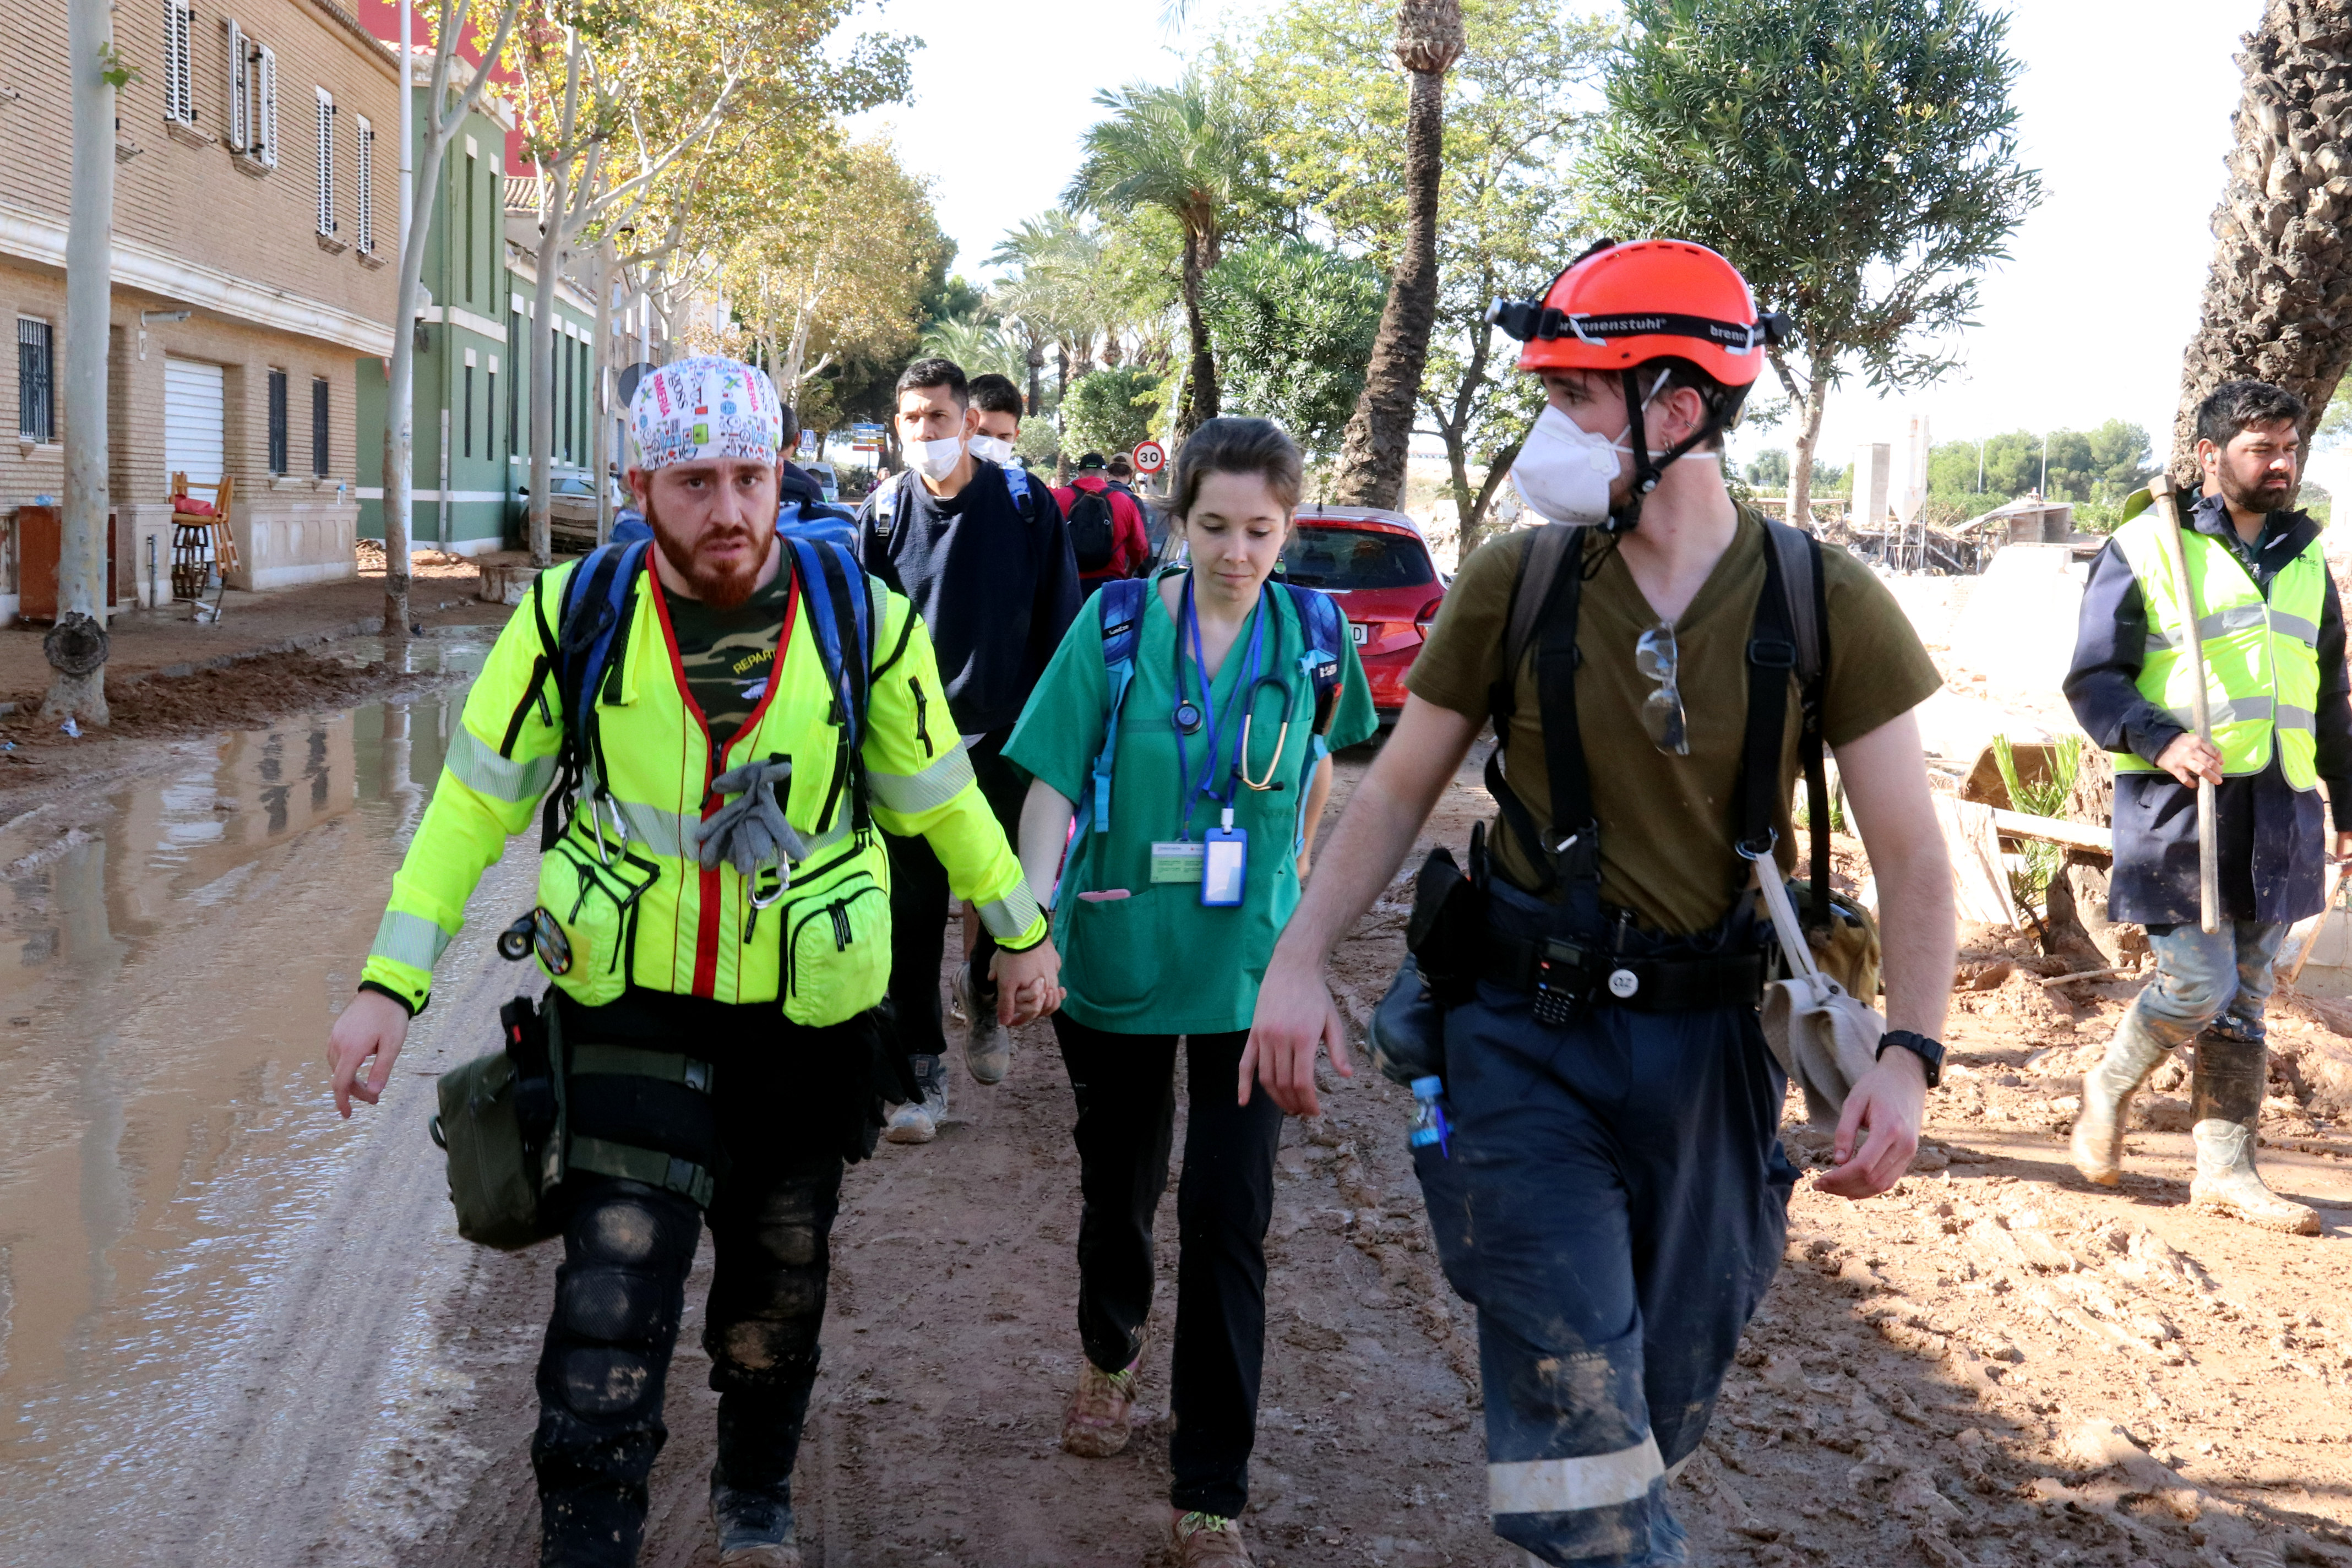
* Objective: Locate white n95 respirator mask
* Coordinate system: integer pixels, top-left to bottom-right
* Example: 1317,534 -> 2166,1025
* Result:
909,434 -> 966,482
967,433 -> 1016,466
1509,404 -> 1626,526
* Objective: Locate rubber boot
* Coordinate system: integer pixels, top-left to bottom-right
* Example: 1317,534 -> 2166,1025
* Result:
2187,1036 -> 2320,1236
2070,1012 -> 2171,1186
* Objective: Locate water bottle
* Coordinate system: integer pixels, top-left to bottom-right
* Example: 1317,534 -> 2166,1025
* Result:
1408,1075 -> 1450,1157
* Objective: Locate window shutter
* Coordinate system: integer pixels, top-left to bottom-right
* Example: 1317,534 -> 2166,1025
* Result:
258,45 -> 278,168
226,19 -> 247,152
355,117 -> 373,254
165,1 -> 192,123
312,378 -> 330,477
315,88 -> 335,235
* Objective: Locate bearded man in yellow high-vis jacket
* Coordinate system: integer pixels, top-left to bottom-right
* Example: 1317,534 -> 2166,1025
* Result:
2065,378 -> 2352,1238
324,356 -> 1063,1568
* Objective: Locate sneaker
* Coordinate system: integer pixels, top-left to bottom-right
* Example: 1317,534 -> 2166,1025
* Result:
1060,1340 -> 1145,1457
955,961 -> 1010,1085
885,1060 -> 948,1145
1168,1510 -> 1253,1566
712,1484 -> 801,1567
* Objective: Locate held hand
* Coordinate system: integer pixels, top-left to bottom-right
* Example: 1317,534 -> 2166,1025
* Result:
326,989 -> 413,1119
2155,732 -> 2224,789
1815,1050 -> 1926,1200
990,941 -> 1064,1027
1238,950 -> 1354,1117
1295,851 -> 1313,883
2333,831 -> 2352,863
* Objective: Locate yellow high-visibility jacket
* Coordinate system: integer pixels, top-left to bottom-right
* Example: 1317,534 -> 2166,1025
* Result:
2110,513 -> 2325,790
360,552 -> 1044,1023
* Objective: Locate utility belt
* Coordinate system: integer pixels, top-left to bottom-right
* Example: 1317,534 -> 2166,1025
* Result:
430,992 -> 719,1251
1477,930 -> 1767,1020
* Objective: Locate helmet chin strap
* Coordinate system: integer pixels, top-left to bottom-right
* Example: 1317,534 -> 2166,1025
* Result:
1605,368 -> 1727,535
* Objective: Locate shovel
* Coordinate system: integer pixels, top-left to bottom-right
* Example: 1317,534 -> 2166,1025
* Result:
2146,473 -> 2220,935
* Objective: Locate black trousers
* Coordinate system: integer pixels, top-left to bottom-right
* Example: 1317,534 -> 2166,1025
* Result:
533,990 -> 865,1568
1051,1015 -> 1284,1518
883,726 -> 1027,1071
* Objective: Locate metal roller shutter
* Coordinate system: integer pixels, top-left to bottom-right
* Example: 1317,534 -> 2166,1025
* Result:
164,357 -> 225,483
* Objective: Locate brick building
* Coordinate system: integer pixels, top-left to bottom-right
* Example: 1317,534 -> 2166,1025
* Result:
1,0 -> 400,612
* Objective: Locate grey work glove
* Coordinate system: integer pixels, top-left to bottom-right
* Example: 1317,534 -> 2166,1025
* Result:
694,758 -> 810,877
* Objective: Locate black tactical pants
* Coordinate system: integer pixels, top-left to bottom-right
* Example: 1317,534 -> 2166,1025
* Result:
533,990 -> 869,1567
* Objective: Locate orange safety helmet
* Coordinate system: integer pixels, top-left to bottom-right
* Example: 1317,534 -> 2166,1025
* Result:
1487,239 -> 1790,388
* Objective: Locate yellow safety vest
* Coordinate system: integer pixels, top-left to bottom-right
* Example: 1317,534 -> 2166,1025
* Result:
360,553 -> 1043,1023
2110,512 -> 2324,790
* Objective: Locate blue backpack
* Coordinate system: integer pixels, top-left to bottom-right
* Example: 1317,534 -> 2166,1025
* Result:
500,532 -> 877,850
1060,573 -> 1345,908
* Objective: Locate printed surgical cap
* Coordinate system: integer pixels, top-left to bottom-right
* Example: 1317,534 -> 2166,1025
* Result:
629,356 -> 783,470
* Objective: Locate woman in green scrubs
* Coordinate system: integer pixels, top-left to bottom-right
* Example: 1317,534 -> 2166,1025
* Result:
1005,417 -> 1376,1567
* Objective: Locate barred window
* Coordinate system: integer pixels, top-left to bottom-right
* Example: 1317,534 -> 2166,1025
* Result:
267,368 -> 288,475
164,0 -> 194,124
17,320 -> 55,443
312,377 -> 329,477
314,88 -> 336,237
354,117 -> 374,254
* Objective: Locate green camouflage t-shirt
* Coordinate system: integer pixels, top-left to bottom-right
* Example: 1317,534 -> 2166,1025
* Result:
666,573 -> 791,745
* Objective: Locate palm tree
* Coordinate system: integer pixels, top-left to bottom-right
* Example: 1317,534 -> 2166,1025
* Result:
917,312 -> 1027,383
1065,73 -> 1259,435
1331,0 -> 1464,508
2173,0 -> 2352,476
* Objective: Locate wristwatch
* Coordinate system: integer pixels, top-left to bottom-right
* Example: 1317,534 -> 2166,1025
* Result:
1876,1030 -> 1945,1090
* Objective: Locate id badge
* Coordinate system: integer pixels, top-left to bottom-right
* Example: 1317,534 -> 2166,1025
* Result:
1150,840 -> 1206,884
1201,826 -> 1248,907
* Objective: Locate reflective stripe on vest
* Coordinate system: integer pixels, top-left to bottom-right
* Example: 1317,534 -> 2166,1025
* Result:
2111,516 -> 2324,790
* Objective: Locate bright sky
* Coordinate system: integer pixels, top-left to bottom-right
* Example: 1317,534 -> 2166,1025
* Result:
845,0 -> 2274,474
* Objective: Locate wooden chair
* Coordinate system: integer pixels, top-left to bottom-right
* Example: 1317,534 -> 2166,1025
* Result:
169,471 -> 237,619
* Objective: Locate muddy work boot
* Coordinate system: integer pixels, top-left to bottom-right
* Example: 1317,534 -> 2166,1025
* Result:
712,1484 -> 801,1567
1060,1340 -> 1144,1457
954,960 -> 1010,1086
2188,1035 -> 2320,1235
885,1055 -> 948,1145
1168,1510 -> 1253,1566
2070,1011 -> 2171,1186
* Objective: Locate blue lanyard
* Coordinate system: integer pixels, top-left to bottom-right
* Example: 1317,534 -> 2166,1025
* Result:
1175,574 -> 1266,839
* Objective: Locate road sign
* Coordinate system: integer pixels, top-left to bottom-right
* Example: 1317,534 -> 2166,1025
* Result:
1131,439 -> 1167,475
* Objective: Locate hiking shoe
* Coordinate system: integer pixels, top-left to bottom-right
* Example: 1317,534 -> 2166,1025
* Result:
955,961 -> 1010,1085
885,1061 -> 948,1145
1060,1342 -> 1145,1457
712,1484 -> 801,1567
1168,1510 -> 1253,1566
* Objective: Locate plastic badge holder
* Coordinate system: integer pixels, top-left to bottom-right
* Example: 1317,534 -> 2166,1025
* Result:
1202,823 -> 1247,907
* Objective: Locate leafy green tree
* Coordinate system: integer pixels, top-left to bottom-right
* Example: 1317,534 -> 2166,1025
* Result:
1586,0 -> 2041,534
1066,73 -> 1267,435
1227,0 -> 1608,553
1199,240 -> 1386,458
1063,366 -> 1168,460
1745,448 -> 1790,488
918,311 -> 1027,383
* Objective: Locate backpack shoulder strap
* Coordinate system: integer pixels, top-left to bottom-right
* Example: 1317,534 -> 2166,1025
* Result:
1504,524 -> 1581,689
1483,526 -> 1596,898
1000,462 -> 1030,507
1280,582 -> 1345,737
1762,516 -> 1824,688
1744,519 -> 1832,929
1066,576 -> 1151,878
792,537 -> 876,833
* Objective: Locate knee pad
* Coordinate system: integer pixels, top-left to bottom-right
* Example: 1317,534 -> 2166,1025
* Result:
557,1263 -> 673,1346
559,1346 -> 658,1418
576,1186 -> 696,1268
709,1332 -> 822,1396
750,1189 -> 825,1270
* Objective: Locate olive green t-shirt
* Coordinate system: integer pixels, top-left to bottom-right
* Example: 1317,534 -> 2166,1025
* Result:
1406,510 -> 1941,934
1008,575 -> 1379,1035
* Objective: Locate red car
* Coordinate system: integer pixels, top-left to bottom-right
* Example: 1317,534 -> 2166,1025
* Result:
1151,502 -> 1450,724
1280,505 -> 1447,723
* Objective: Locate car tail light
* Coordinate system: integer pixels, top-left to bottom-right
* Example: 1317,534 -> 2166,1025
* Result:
1414,596 -> 1444,636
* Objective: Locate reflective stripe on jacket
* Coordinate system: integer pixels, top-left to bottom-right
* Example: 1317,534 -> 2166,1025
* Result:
361,551 -> 1044,1022
2109,513 -> 2325,790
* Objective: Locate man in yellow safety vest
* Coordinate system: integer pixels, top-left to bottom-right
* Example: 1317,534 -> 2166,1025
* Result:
324,355 -> 1062,1566
2065,378 -> 2352,1236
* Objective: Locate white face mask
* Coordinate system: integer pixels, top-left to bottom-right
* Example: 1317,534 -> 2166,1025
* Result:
1507,383 -> 1724,527
908,433 -> 966,482
967,433 -> 1016,466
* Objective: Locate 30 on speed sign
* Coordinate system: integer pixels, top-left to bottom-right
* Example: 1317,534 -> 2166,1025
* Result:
1130,439 -> 1167,476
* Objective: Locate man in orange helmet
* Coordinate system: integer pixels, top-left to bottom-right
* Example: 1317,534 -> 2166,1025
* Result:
1244,241 -> 1956,1565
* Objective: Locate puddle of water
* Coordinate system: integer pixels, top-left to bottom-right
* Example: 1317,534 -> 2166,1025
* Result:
0,636 -> 497,1533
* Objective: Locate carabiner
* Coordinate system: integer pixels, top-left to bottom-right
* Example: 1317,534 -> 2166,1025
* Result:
588,792 -> 630,866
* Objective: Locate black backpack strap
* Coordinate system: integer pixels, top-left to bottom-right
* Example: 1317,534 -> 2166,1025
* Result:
1485,527 -> 1597,896
1504,523 -> 1581,684
1743,521 -> 1837,931
1759,518 -> 1831,929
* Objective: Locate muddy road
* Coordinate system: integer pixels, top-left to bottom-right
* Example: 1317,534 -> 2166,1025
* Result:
4,669 -> 2352,1566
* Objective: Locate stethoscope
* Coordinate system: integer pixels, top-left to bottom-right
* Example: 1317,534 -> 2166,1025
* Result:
1173,576 -> 1298,801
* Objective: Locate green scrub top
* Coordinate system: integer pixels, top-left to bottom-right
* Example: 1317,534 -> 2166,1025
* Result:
1006,571 -> 1379,1036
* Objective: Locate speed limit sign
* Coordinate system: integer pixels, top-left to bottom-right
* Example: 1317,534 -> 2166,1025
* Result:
1131,439 -> 1167,475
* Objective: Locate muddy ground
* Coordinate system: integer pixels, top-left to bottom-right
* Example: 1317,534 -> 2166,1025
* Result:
361,755 -> 2352,1568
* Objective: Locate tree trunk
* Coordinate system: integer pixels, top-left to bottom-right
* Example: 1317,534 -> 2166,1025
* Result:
592,237 -> 612,545
527,32 -> 586,569
1786,356 -> 1831,532
1178,226 -> 1218,435
2172,0 -> 2352,478
48,0 -> 116,725
1332,3 -> 1463,510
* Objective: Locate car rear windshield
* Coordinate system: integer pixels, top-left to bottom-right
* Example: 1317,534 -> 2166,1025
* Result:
1282,526 -> 1433,591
